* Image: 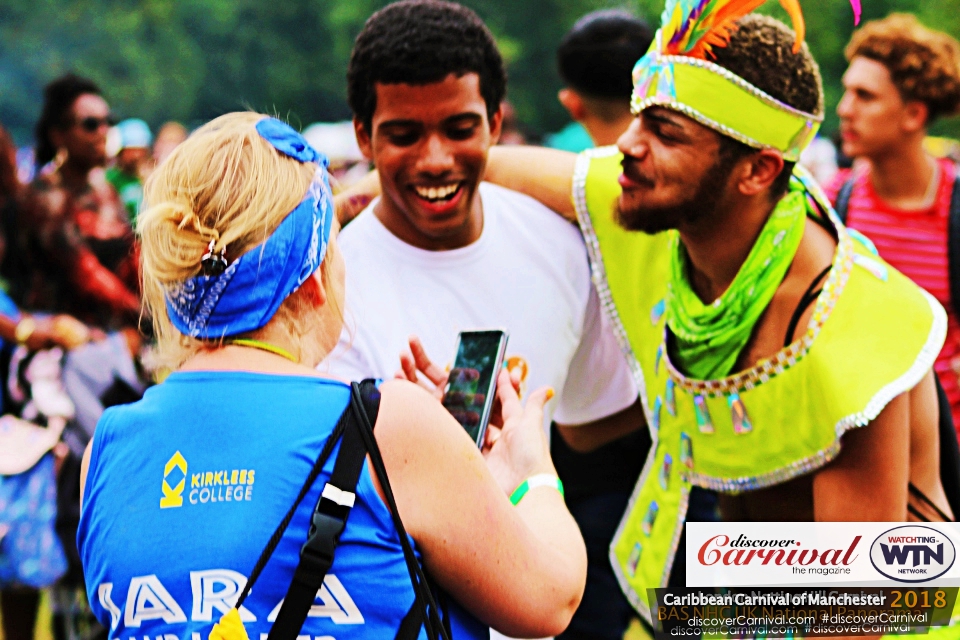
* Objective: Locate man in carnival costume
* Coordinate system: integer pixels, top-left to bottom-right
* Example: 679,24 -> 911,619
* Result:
336,0 -> 960,633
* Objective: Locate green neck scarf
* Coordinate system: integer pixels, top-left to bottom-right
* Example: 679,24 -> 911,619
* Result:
667,183 -> 808,380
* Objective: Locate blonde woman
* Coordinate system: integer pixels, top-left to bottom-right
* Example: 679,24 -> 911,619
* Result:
75,113 -> 586,640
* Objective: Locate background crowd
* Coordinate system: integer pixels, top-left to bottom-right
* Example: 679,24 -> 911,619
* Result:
1,1 -> 960,640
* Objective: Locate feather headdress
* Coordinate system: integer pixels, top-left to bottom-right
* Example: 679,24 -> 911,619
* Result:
660,0 -> 862,57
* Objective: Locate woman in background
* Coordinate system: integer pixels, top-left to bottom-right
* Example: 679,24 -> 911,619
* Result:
20,74 -> 138,329
78,113 -> 587,640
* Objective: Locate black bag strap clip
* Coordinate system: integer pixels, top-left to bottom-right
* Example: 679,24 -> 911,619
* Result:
268,382 -> 374,640
293,478 -> 359,580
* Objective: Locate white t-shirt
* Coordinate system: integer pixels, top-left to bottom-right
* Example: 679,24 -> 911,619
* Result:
321,182 -> 636,427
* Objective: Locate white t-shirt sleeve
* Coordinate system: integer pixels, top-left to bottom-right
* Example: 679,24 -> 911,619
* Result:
319,325 -> 378,383
552,282 -> 638,425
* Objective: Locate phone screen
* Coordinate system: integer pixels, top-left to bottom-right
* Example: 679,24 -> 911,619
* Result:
442,330 -> 508,447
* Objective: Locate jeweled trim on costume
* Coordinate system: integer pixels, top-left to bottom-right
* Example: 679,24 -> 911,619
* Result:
662,231 -> 855,397
685,289 -> 946,494
633,98 -> 770,153
630,55 -> 823,160
659,56 -> 825,121
664,484 -> 691,587
796,163 -> 849,232
608,443 -> 660,623
572,147 -> 655,429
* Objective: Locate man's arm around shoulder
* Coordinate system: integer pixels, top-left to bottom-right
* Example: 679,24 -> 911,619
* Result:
486,146 -> 579,222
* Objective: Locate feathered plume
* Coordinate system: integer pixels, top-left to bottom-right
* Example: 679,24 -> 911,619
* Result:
659,0 -> 859,59
660,0 -> 768,59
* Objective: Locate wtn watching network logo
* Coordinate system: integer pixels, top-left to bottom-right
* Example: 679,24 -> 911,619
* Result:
869,525 -> 956,583
160,451 -> 257,509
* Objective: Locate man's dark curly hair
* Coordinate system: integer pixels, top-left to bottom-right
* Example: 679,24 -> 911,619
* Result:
347,0 -> 506,132
35,73 -> 102,168
708,14 -> 823,198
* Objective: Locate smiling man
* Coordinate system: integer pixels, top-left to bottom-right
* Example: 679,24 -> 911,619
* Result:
325,9 -> 646,635
466,7 -> 958,635
323,0 -> 642,569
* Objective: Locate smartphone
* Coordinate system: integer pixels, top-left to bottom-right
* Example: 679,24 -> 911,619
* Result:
442,330 -> 509,448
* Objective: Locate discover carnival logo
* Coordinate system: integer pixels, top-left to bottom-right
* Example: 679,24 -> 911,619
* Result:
697,534 -> 862,571
687,522 -> 960,586
869,525 -> 956,583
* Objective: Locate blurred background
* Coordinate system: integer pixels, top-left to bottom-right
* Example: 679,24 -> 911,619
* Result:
2,0 -> 959,149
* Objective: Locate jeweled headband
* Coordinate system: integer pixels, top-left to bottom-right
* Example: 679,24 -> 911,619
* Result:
165,117 -> 334,339
631,0 -> 862,162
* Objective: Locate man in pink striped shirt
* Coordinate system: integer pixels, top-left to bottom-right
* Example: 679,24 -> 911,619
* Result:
828,14 -> 960,431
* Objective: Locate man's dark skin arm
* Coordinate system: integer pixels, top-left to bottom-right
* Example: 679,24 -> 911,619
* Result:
556,398 -> 646,453
485,147 -> 579,222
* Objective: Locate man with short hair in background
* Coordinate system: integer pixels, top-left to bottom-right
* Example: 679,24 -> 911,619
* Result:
829,14 -> 960,433
556,10 -> 653,149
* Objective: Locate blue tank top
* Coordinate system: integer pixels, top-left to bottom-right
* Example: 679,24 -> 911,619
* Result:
78,371 -> 488,640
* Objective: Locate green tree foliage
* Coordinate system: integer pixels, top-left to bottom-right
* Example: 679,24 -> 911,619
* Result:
1,0 -> 957,146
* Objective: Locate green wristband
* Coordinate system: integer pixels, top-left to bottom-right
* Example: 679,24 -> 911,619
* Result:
509,474 -> 564,506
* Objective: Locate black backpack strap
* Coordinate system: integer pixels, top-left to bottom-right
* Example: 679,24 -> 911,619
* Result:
345,382 -> 453,640
947,163 -> 960,320
834,174 -> 856,224
235,406 -> 351,610
267,385 -> 374,640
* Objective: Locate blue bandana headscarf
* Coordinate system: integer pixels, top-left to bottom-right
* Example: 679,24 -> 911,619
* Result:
165,117 -> 334,339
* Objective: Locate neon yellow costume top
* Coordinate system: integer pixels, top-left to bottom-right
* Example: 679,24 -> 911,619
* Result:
572,148 -> 947,622
572,0 -> 958,632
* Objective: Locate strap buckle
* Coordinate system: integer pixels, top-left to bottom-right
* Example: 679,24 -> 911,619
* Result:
298,484 -> 355,573
298,510 -> 346,577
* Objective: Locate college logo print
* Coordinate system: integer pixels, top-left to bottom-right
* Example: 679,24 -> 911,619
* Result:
160,451 -> 188,508
869,525 -> 956,583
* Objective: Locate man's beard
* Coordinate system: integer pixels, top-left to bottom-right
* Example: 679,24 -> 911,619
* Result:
615,155 -> 735,234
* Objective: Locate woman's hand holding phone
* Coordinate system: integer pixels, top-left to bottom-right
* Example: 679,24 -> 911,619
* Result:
395,335 -> 555,495
482,369 -> 555,497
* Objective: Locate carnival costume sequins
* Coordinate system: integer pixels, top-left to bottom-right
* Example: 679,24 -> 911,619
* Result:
567,0 -> 943,626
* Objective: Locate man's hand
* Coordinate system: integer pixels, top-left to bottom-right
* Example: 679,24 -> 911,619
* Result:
334,170 -> 381,226
395,335 -> 525,426
51,315 -> 101,348
23,315 -> 96,351
395,335 -> 448,401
